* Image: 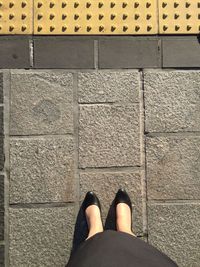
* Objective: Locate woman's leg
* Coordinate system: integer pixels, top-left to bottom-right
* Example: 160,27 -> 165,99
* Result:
116,203 -> 136,236
85,204 -> 103,240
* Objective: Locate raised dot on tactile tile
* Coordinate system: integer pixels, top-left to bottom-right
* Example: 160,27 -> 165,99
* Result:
0,14 -> 2,18
162,2 -> 167,8
163,25 -> 168,31
123,25 -> 128,31
99,25 -> 104,31
162,14 -> 167,19
147,25 -> 152,31
187,25 -> 192,30
62,14 -> 67,20
147,14 -> 151,19
175,25 -> 180,31
122,2 -> 127,8
86,2 -> 91,8
62,2 -> 67,8
9,25 -> 14,31
111,14 -> 116,20
37,26 -> 42,31
135,25 -> 140,31
9,2 -> 14,8
50,2 -> 55,8
0,26 -> 2,30
99,14 -> 104,20
186,13 -> 191,19
111,26 -> 116,32
134,14 -> 139,20
74,26 -> 80,32
198,3 -> 200,8
134,2 -> 139,8
110,2 -> 115,8
50,26 -> 55,32
198,14 -> 200,19
87,14 -> 91,19
21,14 -> 26,19
38,14 -> 43,19
123,14 -> 127,20
62,26 -> 67,32
174,2 -> 179,8
38,2 -> 42,8
74,14 -> 79,20
0,2 -> 2,8
21,25 -> 26,31
186,2 -> 191,8
174,13 -> 179,19
22,2 -> 26,8
99,2 -> 103,8
74,2 -> 79,8
9,14 -> 14,19
146,2 -> 151,8
87,26 -> 91,32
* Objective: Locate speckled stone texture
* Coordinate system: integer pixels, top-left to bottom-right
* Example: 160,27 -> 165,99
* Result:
148,203 -> 200,267
80,171 -> 144,235
144,71 -> 200,132
79,104 -> 141,168
10,71 -> 74,135
10,136 -> 76,203
146,136 -> 200,200
9,206 -> 75,267
78,71 -> 140,103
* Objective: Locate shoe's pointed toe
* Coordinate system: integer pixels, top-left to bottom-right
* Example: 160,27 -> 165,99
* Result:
82,191 -> 101,212
114,188 -> 132,213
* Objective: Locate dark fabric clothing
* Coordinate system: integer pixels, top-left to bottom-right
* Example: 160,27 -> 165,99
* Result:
66,230 -> 178,267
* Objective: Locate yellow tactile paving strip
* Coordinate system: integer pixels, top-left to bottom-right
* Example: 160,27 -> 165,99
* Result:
0,0 -> 200,34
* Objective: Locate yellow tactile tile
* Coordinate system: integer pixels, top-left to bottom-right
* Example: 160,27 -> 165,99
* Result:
0,0 -> 33,34
34,0 -> 158,34
159,0 -> 200,34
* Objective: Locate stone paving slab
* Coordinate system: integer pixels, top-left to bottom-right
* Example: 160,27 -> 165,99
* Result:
10,71 -> 74,135
148,203 -> 200,267
80,171 -> 144,235
0,175 -> 4,241
9,206 -> 75,267
146,136 -> 200,200
79,104 -> 141,168
0,245 -> 4,267
0,72 -> 3,104
78,71 -> 140,103
10,136 -> 76,204
144,71 -> 200,132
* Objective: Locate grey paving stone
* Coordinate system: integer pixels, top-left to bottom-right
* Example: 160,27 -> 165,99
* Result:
0,245 -> 4,267
79,104 -> 141,168
78,71 -> 140,103
0,138 -> 4,172
99,39 -> 161,68
0,176 -> 3,240
148,203 -> 200,267
9,206 -> 75,267
0,37 -> 30,68
163,38 -> 200,68
146,136 -> 200,200
80,171 -> 144,235
0,210 -> 3,241
34,37 -> 94,69
10,71 -> 73,135
0,106 -> 3,135
0,72 -> 3,103
10,136 -> 76,204
144,71 -> 200,132
0,175 -> 3,208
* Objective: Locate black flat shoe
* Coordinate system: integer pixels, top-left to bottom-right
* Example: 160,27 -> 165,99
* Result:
114,188 -> 133,215
82,191 -> 101,212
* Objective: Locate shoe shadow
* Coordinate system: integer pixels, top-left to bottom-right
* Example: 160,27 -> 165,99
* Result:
104,200 -> 117,231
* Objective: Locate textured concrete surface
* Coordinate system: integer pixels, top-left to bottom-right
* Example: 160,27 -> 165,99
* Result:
10,71 -> 74,135
79,104 -> 141,168
78,71 -> 140,103
148,203 -> 200,267
80,171 -> 144,235
0,69 -> 199,267
146,136 -> 200,200
9,206 -> 75,267
144,71 -> 200,132
10,136 -> 75,203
